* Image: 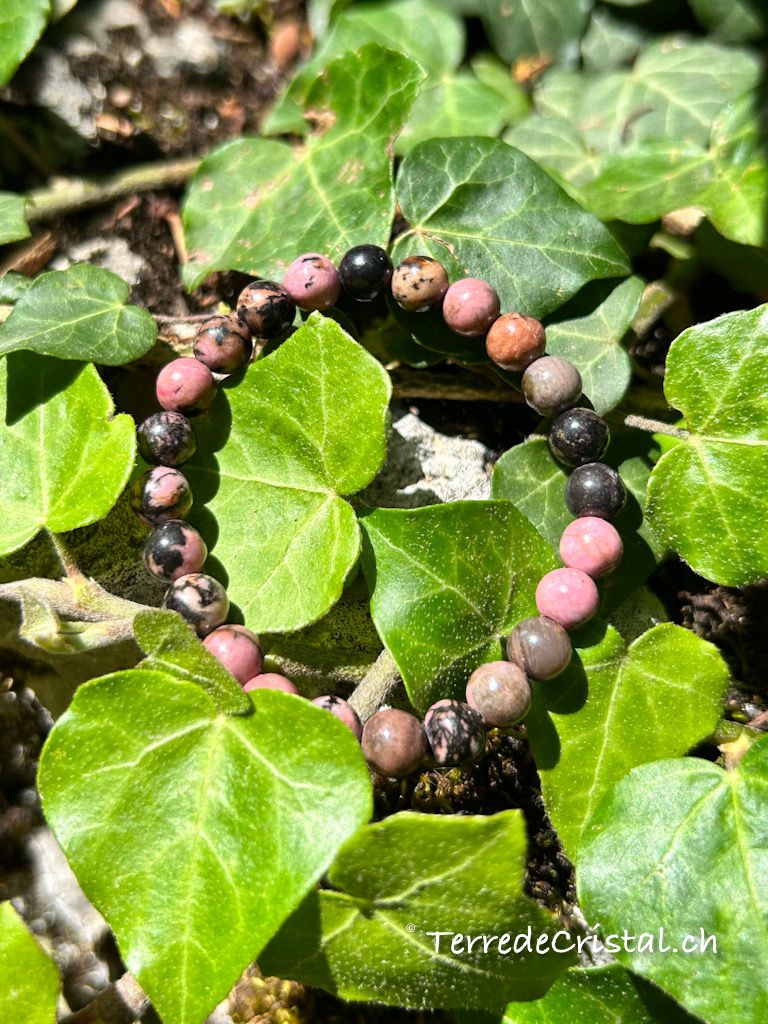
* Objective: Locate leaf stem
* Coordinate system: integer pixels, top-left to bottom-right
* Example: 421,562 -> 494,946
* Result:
624,413 -> 688,439
348,648 -> 401,722
47,530 -> 84,580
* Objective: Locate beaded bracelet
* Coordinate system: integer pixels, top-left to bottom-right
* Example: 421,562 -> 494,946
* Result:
130,243 -> 627,779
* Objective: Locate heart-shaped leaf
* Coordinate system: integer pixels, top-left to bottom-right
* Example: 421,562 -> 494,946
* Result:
0,902 -> 60,1024
578,738 -> 768,1024
186,313 -> 391,633
360,501 -> 557,713
0,353 -> 135,557
0,265 -> 157,364
392,138 -> 628,320
39,668 -> 372,1024
581,9 -> 646,71
646,304 -> 768,585
0,0 -> 49,87
526,622 -> 728,859
262,810 -> 573,1010
0,192 -> 29,246
481,0 -> 591,63
182,45 -> 423,291
395,73 -> 509,156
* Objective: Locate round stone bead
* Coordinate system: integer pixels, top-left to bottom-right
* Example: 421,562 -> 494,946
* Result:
565,462 -> 627,520
193,314 -> 253,374
560,517 -> 623,578
465,661 -> 531,728
338,245 -> 393,302
130,467 -> 192,526
535,568 -> 600,631
137,411 -> 196,467
522,357 -> 582,416
163,572 -> 229,637
391,255 -> 449,312
243,673 -> 299,694
203,624 -> 263,685
312,695 -> 363,740
550,408 -> 610,467
485,313 -> 546,372
156,357 -> 216,416
442,278 -> 500,337
423,699 -> 486,767
283,253 -> 341,311
143,519 -> 207,582
236,280 -> 296,337
361,708 -> 427,778
507,616 -> 573,681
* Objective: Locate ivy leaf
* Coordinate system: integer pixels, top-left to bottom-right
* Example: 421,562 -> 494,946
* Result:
0,266 -> 157,364
646,304 -> 768,585
577,738 -> 768,1024
0,192 -> 30,246
0,353 -> 135,557
262,810 -> 573,1010
182,45 -> 422,291
360,501 -> 557,713
39,668 -> 372,1024
470,54 -> 532,124
504,115 -> 599,197
395,74 -> 509,157
689,0 -> 768,43
480,0 -> 592,64
525,622 -> 728,860
581,9 -> 646,70
0,902 -> 60,1024
393,138 -> 628,321
186,314 -> 391,634
0,0 -> 49,87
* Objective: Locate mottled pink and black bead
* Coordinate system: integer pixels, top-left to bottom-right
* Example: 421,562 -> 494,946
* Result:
143,519 -> 208,582
203,624 -> 263,684
283,253 -> 341,311
163,572 -> 229,637
243,673 -> 299,694
130,467 -> 192,526
423,699 -> 485,768
312,695 -> 362,740
361,708 -> 427,778
193,314 -> 253,374
236,280 -> 296,338
137,411 -> 196,467
156,357 -> 216,416
391,255 -> 449,312
442,278 -> 500,337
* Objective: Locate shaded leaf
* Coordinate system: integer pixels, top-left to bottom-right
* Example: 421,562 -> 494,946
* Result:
0,902 -> 59,1024
481,0 -> 591,64
581,8 -> 646,70
395,73 -> 508,157
689,0 -> 768,43
0,192 -> 29,246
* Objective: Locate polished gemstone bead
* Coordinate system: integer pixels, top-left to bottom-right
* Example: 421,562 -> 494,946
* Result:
203,624 -> 263,685
485,313 -> 546,371
143,519 -> 207,582
137,411 -> 196,467
338,245 -> 393,301
560,517 -> 623,578
283,253 -> 341,311
423,699 -> 486,767
536,568 -> 600,630
243,673 -> 299,694
193,314 -> 253,374
522,356 -> 582,416
236,280 -> 296,337
130,467 -> 192,526
312,695 -> 363,739
507,616 -> 573,681
465,661 -> 531,727
550,408 -> 610,467
156,357 -> 216,416
361,708 -> 427,777
565,462 -> 627,520
391,255 -> 449,312
442,278 -> 500,336
163,572 -> 229,637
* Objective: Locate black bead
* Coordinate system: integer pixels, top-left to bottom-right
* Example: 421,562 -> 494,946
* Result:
338,245 -> 393,301
137,411 -> 196,467
565,463 -> 626,520
549,408 -> 610,467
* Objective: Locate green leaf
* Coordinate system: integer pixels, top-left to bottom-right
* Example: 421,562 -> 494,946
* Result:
395,73 -> 509,157
526,622 -> 728,859
134,609 -> 250,715
646,304 -> 768,585
262,810 -> 573,1010
470,54 -> 532,124
0,902 -> 60,1024
504,115 -> 599,197
689,0 -> 768,42
0,271 -> 35,304
578,737 -> 768,1024
480,0 -> 592,63
360,501 -> 557,713
695,220 -> 768,295
0,353 -> 136,557
186,314 -> 391,633
39,668 -> 372,1024
182,45 -> 423,291
0,192 -> 30,246
0,0 -> 50,87
581,8 -> 646,70
0,265 -> 157,364
393,138 -> 628,320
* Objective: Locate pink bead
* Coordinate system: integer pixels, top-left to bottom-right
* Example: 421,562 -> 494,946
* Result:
535,568 -> 600,630
442,278 -> 500,337
156,358 -> 216,416
203,625 -> 263,684
283,253 -> 341,311
312,695 -> 362,740
560,518 -> 623,578
243,673 -> 299,694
